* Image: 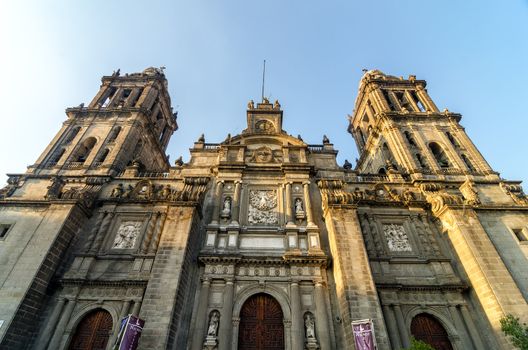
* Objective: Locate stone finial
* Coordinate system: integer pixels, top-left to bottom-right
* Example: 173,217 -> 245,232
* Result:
408,75 -> 416,82
263,97 -> 270,104
297,134 -> 303,141
112,68 -> 120,77
78,103 -> 84,108
343,159 -> 352,170
197,133 -> 205,143
322,135 -> 330,144
224,133 -> 232,144
274,100 -> 281,109
175,156 -> 183,166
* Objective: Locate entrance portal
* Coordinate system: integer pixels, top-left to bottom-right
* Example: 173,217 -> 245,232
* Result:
410,313 -> 453,350
68,309 -> 113,350
238,293 -> 285,350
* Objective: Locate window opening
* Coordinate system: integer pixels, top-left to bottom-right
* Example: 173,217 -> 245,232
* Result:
512,228 -> 528,242
0,224 -> 11,239
410,90 -> 426,112
382,90 -> 396,110
101,88 -> 117,107
429,142 -> 450,168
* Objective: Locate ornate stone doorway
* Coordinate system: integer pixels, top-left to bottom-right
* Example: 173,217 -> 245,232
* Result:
68,309 -> 113,350
410,313 -> 453,350
238,293 -> 285,350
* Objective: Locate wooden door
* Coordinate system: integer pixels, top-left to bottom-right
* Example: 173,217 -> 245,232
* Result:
411,313 -> 453,350
238,293 -> 284,350
68,309 -> 113,350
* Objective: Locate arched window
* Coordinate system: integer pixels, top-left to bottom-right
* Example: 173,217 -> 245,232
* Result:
378,167 -> 387,175
49,148 -> 66,165
108,126 -> 121,142
416,153 -> 427,168
446,132 -> 458,147
68,309 -> 113,350
404,131 -> 417,147
73,137 -> 97,163
95,149 -> 110,164
64,126 -> 81,144
411,313 -> 453,350
382,143 -> 393,163
461,154 -> 475,171
429,142 -> 450,168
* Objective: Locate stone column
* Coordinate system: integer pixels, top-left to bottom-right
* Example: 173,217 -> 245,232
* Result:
211,181 -> 224,225
147,212 -> 166,254
107,300 -> 132,349
219,279 -> 234,350
140,212 -> 159,253
381,304 -> 402,349
290,282 -> 303,350
83,211 -> 106,250
231,180 -> 242,224
303,182 -> 314,226
285,182 -> 294,225
448,305 -> 471,349
89,212 -> 115,253
47,298 -> 77,350
313,281 -> 331,350
393,304 -> 410,348
131,300 -> 142,316
191,278 -> 211,350
34,298 -> 67,350
460,305 -> 486,350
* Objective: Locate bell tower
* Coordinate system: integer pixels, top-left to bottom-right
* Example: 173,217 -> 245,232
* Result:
29,67 -> 178,176
348,70 -> 496,179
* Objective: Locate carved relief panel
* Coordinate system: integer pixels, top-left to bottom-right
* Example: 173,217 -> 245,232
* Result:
112,221 -> 142,249
248,189 -> 279,225
383,224 -> 412,252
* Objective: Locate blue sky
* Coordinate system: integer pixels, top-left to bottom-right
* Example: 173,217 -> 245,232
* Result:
1,1 -> 527,184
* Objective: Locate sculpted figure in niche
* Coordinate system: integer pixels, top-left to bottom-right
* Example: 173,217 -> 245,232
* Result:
295,198 -> 305,220
305,313 -> 316,339
221,197 -> 231,219
207,311 -> 220,337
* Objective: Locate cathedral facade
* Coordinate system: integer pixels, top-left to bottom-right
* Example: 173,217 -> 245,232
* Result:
0,68 -> 527,350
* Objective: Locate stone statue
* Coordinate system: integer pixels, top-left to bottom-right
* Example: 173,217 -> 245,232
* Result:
110,184 -> 124,198
305,314 -> 316,339
248,100 -> 254,109
45,176 -> 64,200
343,159 -> 352,170
198,133 -> 205,143
174,156 -> 184,167
274,100 -> 281,109
159,184 -> 172,200
123,184 -> 134,199
221,197 -> 231,219
207,311 -> 220,336
297,134 -> 303,141
295,198 -> 303,213
322,135 -> 330,144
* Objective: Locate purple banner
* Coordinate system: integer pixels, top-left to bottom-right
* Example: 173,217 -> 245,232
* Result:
115,315 -> 145,350
352,319 -> 376,350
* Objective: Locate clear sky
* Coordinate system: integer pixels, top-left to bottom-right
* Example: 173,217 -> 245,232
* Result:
1,1 -> 527,185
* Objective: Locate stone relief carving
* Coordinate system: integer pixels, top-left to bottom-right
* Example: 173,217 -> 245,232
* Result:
112,221 -> 142,249
0,176 -> 21,199
295,198 -> 306,220
460,179 -> 480,206
248,146 -> 281,163
383,224 -> 412,252
500,182 -> 528,206
248,190 -> 278,225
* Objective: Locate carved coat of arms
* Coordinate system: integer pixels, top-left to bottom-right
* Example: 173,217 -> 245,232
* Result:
248,190 -> 278,225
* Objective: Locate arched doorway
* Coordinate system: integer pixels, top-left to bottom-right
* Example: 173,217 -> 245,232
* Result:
68,309 -> 113,350
411,313 -> 453,350
238,293 -> 284,350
